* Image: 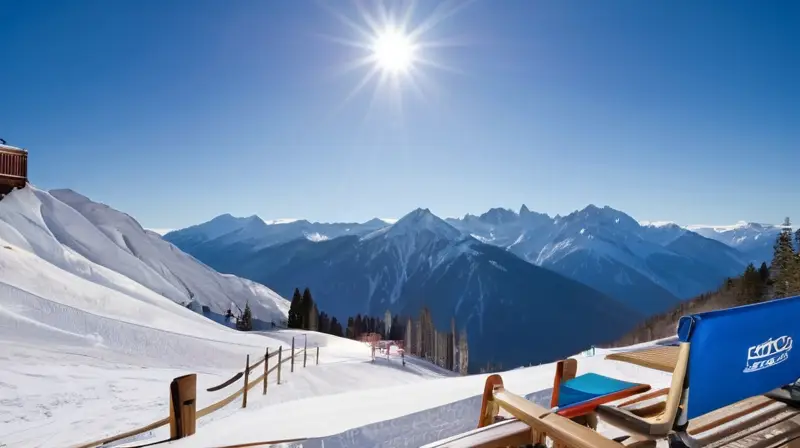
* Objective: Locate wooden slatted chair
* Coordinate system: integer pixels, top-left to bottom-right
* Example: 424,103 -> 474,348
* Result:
425,295 -> 800,448
593,295 -> 800,446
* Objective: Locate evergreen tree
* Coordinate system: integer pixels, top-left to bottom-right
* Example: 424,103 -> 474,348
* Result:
354,314 -> 363,339
330,317 -> 343,337
740,263 -> 764,304
309,301 -> 319,331
759,262 -> 770,284
301,288 -> 315,330
318,311 -> 330,334
795,228 -> 800,254
346,316 -> 355,339
287,288 -> 303,328
771,217 -> 798,298
389,314 -> 403,340
236,302 -> 253,331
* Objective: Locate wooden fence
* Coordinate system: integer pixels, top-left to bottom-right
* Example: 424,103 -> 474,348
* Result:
74,336 -> 320,448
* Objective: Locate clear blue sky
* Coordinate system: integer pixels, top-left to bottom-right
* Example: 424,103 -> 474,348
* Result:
2,0 -> 797,229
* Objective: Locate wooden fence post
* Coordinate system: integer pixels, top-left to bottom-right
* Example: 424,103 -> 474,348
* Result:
277,346 -> 282,384
268,347 -> 269,395
169,374 -> 197,439
316,346 -> 320,365
242,354 -> 250,408
291,337 -> 295,373
303,337 -> 308,368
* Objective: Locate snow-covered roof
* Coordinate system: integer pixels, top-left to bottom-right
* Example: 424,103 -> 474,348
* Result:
0,143 -> 25,152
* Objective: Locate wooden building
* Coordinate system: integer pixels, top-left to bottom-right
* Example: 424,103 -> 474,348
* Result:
0,140 -> 27,196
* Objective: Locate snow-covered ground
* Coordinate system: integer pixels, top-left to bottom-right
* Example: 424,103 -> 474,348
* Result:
0,185 -> 673,448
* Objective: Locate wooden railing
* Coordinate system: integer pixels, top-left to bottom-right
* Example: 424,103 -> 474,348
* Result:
73,336 -> 320,448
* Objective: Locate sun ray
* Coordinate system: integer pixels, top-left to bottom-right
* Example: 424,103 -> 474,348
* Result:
407,0 -> 477,42
317,0 -> 376,43
326,55 -> 377,79
413,55 -> 465,76
314,32 -> 372,51
353,0 -> 386,37
415,35 -> 476,50
341,64 -> 382,108
400,0 -> 417,32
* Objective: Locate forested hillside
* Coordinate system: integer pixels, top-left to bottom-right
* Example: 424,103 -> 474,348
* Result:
610,219 -> 800,347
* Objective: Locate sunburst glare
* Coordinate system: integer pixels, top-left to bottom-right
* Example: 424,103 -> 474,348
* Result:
318,0 -> 474,117
372,28 -> 416,74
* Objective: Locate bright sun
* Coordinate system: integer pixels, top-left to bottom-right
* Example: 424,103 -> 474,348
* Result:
372,29 -> 415,74
320,0 -> 471,112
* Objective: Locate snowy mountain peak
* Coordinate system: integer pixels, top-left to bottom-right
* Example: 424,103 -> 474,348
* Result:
567,204 -> 639,230
519,204 -> 531,215
364,217 -> 389,226
364,208 -> 462,241
478,207 -> 519,225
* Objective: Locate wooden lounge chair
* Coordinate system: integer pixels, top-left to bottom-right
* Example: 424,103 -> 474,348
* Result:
592,295 -> 800,446
425,294 -> 800,448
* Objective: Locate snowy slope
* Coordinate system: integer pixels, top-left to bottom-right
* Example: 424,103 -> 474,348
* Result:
0,186 -> 289,323
142,341 -> 675,448
0,201 -> 439,446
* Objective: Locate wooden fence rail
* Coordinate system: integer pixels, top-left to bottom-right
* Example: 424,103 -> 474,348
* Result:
73,337 -> 321,448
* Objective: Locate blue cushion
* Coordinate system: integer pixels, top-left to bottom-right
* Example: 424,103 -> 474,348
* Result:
678,294 -> 800,419
557,373 -> 644,408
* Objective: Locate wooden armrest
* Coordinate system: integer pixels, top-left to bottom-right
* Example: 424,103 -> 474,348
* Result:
595,404 -> 673,437
493,389 -> 625,448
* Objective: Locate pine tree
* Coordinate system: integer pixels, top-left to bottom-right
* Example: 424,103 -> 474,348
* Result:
236,302 -> 253,331
331,317 -> 344,337
287,288 -> 303,328
759,262 -> 770,284
318,311 -> 330,334
346,316 -> 355,339
795,228 -> 800,254
354,314 -> 363,339
771,217 -> 798,298
309,301 -> 319,331
740,263 -> 763,304
301,288 -> 314,330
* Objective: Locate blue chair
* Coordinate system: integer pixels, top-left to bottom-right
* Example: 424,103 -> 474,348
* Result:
595,295 -> 800,446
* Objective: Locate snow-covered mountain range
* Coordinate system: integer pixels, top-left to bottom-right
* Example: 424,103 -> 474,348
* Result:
445,205 -> 750,314
190,208 -> 638,370
685,221 -> 783,267
0,186 -> 290,328
166,204 -> 773,318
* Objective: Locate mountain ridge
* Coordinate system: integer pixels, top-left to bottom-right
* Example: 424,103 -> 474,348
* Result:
165,205 -> 767,318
